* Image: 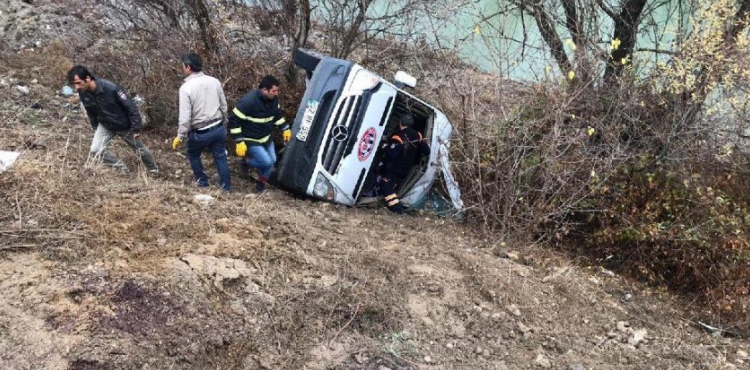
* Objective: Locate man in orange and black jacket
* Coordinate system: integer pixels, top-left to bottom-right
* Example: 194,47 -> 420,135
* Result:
378,113 -> 430,214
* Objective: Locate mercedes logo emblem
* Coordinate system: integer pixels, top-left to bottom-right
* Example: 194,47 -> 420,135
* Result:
331,125 -> 348,142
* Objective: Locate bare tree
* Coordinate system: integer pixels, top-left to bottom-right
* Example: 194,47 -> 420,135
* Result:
319,0 -> 371,59
310,0 -> 444,60
454,0 -> 685,85
599,0 -> 648,83
275,0 -> 313,85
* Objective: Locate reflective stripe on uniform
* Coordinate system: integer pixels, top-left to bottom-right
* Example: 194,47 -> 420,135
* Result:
233,107 -> 274,123
245,135 -> 270,143
230,127 -> 243,134
274,117 -> 286,126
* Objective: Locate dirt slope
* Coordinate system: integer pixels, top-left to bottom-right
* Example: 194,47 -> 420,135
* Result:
0,61 -> 749,370
0,1 -> 749,369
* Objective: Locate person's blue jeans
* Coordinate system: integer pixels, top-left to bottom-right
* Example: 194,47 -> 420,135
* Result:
187,126 -> 231,191
246,140 -> 276,180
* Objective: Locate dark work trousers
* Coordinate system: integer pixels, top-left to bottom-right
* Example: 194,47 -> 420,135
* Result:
378,172 -> 406,214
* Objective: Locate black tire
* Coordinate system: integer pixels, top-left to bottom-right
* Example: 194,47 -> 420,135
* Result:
294,48 -> 324,76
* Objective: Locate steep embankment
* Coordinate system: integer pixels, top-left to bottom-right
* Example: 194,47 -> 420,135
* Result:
0,1 -> 748,369
1,56 -> 748,370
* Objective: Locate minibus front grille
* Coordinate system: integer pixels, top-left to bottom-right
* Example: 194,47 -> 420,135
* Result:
322,96 -> 361,173
304,91 -> 336,156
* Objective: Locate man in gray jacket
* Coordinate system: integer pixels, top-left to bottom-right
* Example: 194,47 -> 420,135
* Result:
171,53 -> 231,191
68,65 -> 158,174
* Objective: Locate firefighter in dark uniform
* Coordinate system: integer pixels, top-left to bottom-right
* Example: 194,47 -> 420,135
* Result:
378,113 -> 430,214
228,75 -> 291,192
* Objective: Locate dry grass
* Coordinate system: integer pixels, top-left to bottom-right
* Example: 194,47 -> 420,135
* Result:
0,69 -> 745,368
1,2 -> 749,368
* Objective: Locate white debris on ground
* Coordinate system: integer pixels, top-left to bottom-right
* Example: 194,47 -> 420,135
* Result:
0,151 -> 21,173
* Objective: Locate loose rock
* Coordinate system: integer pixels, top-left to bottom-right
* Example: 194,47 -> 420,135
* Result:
616,321 -> 630,333
534,353 -> 552,368
495,248 -> 520,261
628,329 -> 647,346
506,304 -> 521,317
517,322 -> 531,334
193,194 -> 216,205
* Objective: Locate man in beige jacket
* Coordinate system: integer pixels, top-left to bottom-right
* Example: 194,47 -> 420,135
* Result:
172,53 -> 231,191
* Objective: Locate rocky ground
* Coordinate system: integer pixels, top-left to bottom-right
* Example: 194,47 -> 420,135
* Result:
1,0 -> 750,369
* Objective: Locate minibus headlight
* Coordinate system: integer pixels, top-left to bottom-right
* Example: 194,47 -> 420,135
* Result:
313,173 -> 336,201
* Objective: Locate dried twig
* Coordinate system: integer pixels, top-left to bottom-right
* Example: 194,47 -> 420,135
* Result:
0,244 -> 35,251
327,302 -> 361,346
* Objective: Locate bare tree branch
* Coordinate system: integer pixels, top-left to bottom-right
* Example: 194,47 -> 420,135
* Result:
562,0 -> 583,47
525,1 -> 574,76
596,0 -> 620,21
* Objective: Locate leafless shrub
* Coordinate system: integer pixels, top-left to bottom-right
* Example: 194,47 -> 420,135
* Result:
39,0 -> 296,133
435,65 -> 750,331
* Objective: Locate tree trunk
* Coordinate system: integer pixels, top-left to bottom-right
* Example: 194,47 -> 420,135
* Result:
602,0 -> 647,83
336,0 -> 369,59
188,0 -> 215,52
285,0 -> 311,86
526,2 -> 573,78
562,0 -> 583,47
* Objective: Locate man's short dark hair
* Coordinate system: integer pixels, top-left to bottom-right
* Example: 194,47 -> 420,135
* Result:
67,65 -> 94,84
182,53 -> 202,72
258,75 -> 280,90
400,113 -> 414,127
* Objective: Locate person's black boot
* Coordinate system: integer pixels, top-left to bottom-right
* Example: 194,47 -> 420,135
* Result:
388,202 -> 405,214
238,158 -> 250,179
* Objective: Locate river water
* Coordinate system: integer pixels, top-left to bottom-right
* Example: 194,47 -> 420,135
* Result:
368,0 -> 685,80
244,0 -> 685,80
